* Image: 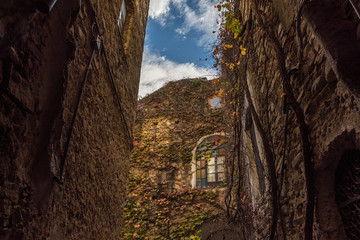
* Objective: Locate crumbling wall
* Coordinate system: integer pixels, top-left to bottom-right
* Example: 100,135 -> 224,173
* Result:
0,0 -> 149,239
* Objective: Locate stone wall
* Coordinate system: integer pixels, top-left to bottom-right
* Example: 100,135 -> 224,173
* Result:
0,0 -> 149,239
135,78 -> 227,189
121,78 -> 232,239
221,0 -> 360,239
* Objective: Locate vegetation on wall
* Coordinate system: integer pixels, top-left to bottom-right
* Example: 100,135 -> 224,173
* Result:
122,170 -> 221,239
121,79 -> 228,239
214,0 -> 314,239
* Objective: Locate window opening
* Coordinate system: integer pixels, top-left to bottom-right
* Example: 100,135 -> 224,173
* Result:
195,135 -> 227,188
117,0 -> 126,32
210,97 -> 222,108
249,118 -> 265,195
245,110 -> 266,196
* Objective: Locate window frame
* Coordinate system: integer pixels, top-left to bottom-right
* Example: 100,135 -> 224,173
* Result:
192,134 -> 228,188
196,149 -> 225,188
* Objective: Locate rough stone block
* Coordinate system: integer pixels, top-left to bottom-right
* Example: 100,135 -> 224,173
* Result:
325,60 -> 337,83
311,76 -> 327,95
292,152 -> 302,170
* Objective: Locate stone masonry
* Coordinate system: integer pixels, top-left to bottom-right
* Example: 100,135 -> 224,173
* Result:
122,78 -> 233,239
0,0 -> 149,239
221,0 -> 360,239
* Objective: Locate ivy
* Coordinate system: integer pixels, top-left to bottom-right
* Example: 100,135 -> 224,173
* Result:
122,79 -> 226,239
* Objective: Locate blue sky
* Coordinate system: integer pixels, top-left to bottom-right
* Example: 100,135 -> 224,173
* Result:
139,0 -> 219,98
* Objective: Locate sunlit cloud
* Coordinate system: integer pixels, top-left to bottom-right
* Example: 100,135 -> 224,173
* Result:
149,0 -> 219,44
148,0 -> 186,26
139,46 -> 218,98
148,0 -> 170,18
142,0 -> 219,97
174,0 -> 218,46
148,0 -> 170,26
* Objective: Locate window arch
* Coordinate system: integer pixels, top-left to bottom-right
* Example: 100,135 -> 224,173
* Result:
191,134 -> 228,188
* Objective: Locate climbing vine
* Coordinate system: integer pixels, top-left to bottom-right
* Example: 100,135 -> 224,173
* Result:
121,170 -> 219,239
214,0 -> 314,239
121,79 -> 227,239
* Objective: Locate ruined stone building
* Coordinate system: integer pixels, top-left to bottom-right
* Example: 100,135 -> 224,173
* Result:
218,0 -> 360,239
121,78 -> 241,239
0,0 -> 149,238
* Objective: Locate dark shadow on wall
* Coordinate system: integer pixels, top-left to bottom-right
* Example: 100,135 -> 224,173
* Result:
335,149 -> 360,240
30,0 -> 80,210
303,0 -> 360,96
315,129 -> 360,239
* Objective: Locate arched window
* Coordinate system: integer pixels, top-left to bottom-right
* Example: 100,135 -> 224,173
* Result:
192,134 -> 228,188
335,149 -> 360,239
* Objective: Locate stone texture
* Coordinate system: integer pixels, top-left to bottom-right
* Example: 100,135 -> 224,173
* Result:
0,0 -> 149,239
324,60 -> 338,83
311,76 -> 327,96
227,1 -> 360,239
122,78 -> 229,239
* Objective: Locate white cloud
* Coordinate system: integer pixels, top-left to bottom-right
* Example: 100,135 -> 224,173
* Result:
139,46 -> 218,98
141,1 -> 220,98
148,0 -> 186,26
148,0 -> 171,26
174,0 -> 218,46
149,0 -> 219,43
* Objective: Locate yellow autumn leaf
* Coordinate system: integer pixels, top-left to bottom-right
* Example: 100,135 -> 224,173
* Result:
229,63 -> 235,70
223,44 -> 233,50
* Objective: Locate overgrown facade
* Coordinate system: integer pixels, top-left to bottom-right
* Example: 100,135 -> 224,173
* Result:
218,0 -> 360,239
122,78 -> 236,239
0,0 -> 149,238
